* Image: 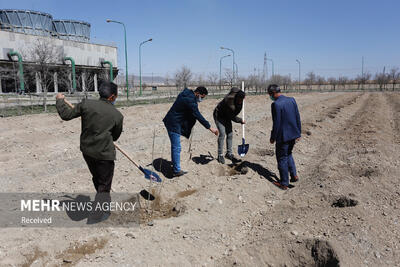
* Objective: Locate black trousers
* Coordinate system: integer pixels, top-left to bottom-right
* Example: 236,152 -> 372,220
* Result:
83,154 -> 115,218
83,154 -> 115,193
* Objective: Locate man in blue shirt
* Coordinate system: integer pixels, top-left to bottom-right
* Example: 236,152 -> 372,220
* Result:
268,84 -> 301,190
163,86 -> 219,177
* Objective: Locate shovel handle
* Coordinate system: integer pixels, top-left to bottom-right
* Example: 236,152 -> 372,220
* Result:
241,81 -> 245,139
114,143 -> 140,169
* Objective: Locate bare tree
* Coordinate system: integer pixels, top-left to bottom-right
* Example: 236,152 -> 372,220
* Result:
304,72 -> 316,90
355,72 -> 371,89
164,73 -> 170,86
207,72 -> 219,86
246,74 -> 260,93
23,38 -> 63,111
175,65 -> 192,89
328,77 -> 338,91
316,75 -> 325,90
224,68 -> 233,87
268,75 -> 291,91
388,67 -> 399,91
77,70 -> 95,99
195,73 -> 205,86
281,75 -> 292,91
375,72 -> 389,91
338,76 -> 348,89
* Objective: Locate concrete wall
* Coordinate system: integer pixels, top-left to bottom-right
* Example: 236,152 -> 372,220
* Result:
0,30 -> 117,67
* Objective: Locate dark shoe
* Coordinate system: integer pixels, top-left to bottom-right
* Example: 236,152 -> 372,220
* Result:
290,176 -> 299,183
273,181 -> 288,190
217,155 -> 225,164
225,153 -> 241,163
172,170 -> 188,177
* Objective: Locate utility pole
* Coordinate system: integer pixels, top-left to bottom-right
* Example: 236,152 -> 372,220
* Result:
263,52 -> 267,83
221,46 -> 235,84
383,66 -> 386,90
139,38 -> 153,96
296,59 -> 301,91
106,19 -> 129,99
361,56 -> 364,89
219,54 -> 231,90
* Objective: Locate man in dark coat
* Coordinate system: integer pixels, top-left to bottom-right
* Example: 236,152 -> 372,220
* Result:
268,84 -> 301,190
55,81 -> 123,222
163,86 -> 219,177
213,87 -> 246,164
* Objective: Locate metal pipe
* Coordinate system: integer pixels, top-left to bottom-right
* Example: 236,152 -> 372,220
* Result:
101,60 -> 113,81
7,50 -> 24,93
64,57 -> 76,93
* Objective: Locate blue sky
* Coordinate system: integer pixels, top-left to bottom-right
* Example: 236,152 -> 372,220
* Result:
1,0 -> 399,79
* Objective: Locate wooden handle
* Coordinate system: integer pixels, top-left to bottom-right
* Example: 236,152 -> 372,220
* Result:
114,143 -> 140,168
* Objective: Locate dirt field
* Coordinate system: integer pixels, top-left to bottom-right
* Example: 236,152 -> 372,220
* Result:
0,91 -> 399,266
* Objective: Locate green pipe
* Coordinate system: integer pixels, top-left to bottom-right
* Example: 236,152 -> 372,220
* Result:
102,61 -> 113,81
64,57 -> 76,93
7,50 -> 25,93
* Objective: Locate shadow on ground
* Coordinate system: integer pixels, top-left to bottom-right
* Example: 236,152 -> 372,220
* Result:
243,161 -> 279,183
152,158 -> 174,179
192,154 -> 214,165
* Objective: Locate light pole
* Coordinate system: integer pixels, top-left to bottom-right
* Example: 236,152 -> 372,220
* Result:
221,46 -> 235,84
139,38 -> 152,96
234,62 -> 238,81
220,54 -> 231,90
106,19 -> 129,99
296,59 -> 301,91
267,58 -> 274,77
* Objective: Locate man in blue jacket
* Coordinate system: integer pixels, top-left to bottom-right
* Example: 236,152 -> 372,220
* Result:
268,84 -> 301,190
163,86 -> 219,177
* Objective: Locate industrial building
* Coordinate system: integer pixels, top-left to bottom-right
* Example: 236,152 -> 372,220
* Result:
0,9 -> 118,94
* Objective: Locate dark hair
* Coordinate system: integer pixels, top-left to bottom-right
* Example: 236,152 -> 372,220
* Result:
267,84 -> 280,94
99,81 -> 118,99
236,90 -> 246,99
194,86 -> 208,95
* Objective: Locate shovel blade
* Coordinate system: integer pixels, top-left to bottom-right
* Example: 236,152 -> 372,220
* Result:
238,140 -> 249,157
140,166 -> 162,183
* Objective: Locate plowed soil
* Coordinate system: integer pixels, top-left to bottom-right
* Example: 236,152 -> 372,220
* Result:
0,92 -> 399,266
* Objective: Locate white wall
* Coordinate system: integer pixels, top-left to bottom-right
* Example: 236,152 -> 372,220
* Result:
0,30 -> 117,68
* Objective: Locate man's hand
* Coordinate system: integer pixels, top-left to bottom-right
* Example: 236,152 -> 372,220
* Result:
210,127 -> 219,136
241,120 -> 246,124
56,93 -> 65,100
270,138 -> 275,144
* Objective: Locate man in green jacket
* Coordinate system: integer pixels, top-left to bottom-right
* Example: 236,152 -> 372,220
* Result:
55,81 -> 123,223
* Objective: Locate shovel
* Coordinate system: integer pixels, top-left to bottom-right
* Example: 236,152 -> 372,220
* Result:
238,81 -> 249,157
114,143 -> 162,183
63,98 -> 162,183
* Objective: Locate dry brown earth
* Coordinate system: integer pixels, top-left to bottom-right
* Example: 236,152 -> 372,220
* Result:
0,92 -> 399,266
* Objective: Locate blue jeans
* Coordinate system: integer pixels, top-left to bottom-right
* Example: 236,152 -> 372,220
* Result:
167,131 -> 181,173
275,140 -> 297,186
